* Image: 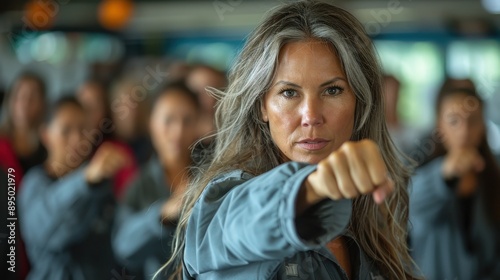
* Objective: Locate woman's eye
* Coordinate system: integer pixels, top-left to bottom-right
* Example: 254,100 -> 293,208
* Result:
280,89 -> 297,98
325,86 -> 343,96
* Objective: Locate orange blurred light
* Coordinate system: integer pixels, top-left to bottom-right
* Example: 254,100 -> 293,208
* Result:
98,0 -> 134,30
24,0 -> 57,30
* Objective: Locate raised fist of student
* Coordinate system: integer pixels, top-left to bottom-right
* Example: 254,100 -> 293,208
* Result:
85,143 -> 129,184
442,148 -> 484,196
160,193 -> 183,223
442,148 -> 484,180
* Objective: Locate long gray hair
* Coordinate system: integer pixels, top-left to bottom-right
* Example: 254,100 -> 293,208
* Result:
157,1 -> 416,279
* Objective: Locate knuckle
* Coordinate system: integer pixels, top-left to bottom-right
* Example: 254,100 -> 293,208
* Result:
328,151 -> 343,166
330,191 -> 342,200
338,182 -> 356,198
358,183 -> 373,194
317,161 -> 329,173
361,138 -> 377,152
340,141 -> 354,151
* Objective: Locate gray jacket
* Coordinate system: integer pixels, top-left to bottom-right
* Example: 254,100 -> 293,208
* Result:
113,157 -> 176,280
18,165 -> 116,280
409,157 -> 500,280
184,162 -> 386,280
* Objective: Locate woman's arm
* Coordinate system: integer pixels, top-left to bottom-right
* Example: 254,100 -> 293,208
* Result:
113,176 -> 175,270
184,162 -> 352,276
18,167 -> 111,252
409,157 -> 456,224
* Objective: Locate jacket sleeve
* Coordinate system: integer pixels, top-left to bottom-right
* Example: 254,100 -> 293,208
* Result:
184,162 -> 352,276
18,167 -> 110,252
409,157 -> 456,224
113,200 -> 176,269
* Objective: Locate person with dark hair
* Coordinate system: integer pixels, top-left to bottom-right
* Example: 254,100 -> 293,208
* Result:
113,82 -> 200,279
18,96 -> 128,280
77,79 -> 138,199
382,75 -> 421,157
0,72 -> 47,178
186,65 -> 227,143
409,87 -> 500,279
110,78 -> 154,165
0,72 -> 47,280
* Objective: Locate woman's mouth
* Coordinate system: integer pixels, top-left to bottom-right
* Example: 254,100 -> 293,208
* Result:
296,138 -> 331,151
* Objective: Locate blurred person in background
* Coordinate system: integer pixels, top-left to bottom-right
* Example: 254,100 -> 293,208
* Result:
113,82 -> 200,279
186,65 -> 226,143
110,78 -> 154,165
0,72 -> 48,280
383,75 -> 420,157
409,86 -> 500,279
408,78 -> 478,167
18,96 -> 128,280
0,72 -> 47,179
167,61 -> 192,82
77,79 -> 138,198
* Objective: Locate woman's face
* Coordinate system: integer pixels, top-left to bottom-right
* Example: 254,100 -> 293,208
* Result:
262,40 -> 356,164
11,78 -> 45,128
149,91 -> 199,161
44,105 -> 87,167
438,94 -> 484,151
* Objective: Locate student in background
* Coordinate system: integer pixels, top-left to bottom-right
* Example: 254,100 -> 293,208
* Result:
383,75 -> 421,157
77,79 -> 138,198
113,82 -> 200,279
18,96 -> 128,280
110,78 -> 154,165
409,87 -> 500,279
0,72 -> 47,179
0,72 -> 47,280
186,65 -> 226,142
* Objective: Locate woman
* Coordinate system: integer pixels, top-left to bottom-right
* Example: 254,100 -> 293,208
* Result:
77,79 -> 138,198
0,72 -> 47,280
186,65 -> 227,143
158,1 -> 416,279
18,96 -> 127,280
113,82 -> 200,280
109,77 -> 154,165
409,86 -> 500,279
0,72 -> 47,179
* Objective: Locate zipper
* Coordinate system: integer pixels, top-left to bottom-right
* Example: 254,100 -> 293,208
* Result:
314,247 -> 349,280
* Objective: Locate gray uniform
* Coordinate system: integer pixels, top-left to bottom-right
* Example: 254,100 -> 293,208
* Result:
184,162 -> 386,280
113,157 -> 176,280
409,157 -> 500,280
18,166 -> 116,280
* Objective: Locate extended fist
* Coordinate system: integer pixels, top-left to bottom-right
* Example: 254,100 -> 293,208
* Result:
305,139 -> 394,205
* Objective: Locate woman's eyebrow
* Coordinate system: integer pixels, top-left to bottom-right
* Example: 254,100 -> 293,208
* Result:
273,80 -> 301,88
272,77 -> 347,88
320,77 -> 346,87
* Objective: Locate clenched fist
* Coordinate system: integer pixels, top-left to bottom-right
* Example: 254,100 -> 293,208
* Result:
85,143 -> 130,184
442,148 -> 484,196
299,139 -> 394,213
442,148 -> 484,180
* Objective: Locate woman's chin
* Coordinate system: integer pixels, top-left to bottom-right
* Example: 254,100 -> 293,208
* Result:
291,153 -> 328,165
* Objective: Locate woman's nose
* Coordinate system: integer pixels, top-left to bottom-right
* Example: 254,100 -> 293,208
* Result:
301,96 -> 324,127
